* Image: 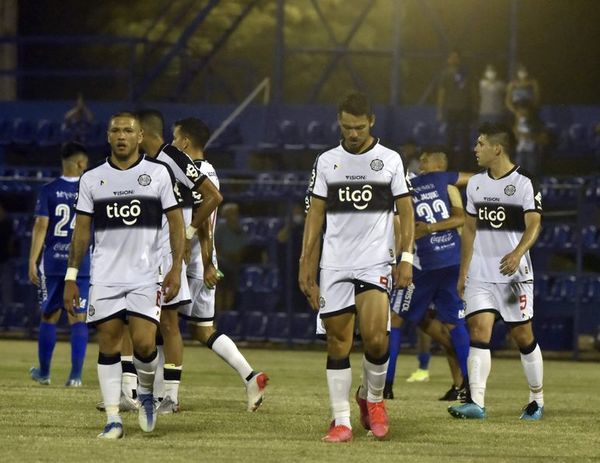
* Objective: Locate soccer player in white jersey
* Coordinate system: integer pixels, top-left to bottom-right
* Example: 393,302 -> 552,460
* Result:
63,112 -> 185,439
299,93 -> 414,442
137,110 -> 223,411
171,117 -> 269,412
448,122 -> 544,421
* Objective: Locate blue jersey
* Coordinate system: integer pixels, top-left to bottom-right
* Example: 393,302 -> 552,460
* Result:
411,171 -> 461,271
34,177 -> 90,277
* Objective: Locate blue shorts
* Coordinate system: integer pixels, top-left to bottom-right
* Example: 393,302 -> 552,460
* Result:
390,265 -> 464,325
38,274 -> 90,315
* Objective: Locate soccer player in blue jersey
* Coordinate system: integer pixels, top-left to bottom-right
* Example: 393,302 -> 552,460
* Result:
384,148 -> 472,401
28,142 -> 90,386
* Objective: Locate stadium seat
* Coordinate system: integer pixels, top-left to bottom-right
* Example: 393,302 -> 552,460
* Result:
265,217 -> 284,239
567,123 -> 591,153
411,121 -> 431,146
582,226 -> 599,251
266,312 -> 290,343
35,119 -> 62,148
306,120 -> 331,150
247,172 -> 279,198
290,312 -> 316,344
281,172 -> 306,198
279,119 -> 305,150
216,311 -> 242,341
12,118 -> 36,145
238,265 -> 264,292
242,311 -> 268,342
0,118 -> 14,146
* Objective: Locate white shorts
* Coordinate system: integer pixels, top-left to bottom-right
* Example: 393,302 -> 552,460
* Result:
179,276 -> 215,326
464,279 -> 534,324
160,254 -> 191,309
87,284 -> 162,326
316,264 -> 392,333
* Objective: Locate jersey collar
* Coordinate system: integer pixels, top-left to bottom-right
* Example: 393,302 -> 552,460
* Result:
486,164 -> 517,180
107,153 -> 144,171
341,137 -> 379,155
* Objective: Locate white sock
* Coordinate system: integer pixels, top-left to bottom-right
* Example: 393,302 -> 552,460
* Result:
520,343 -> 544,407
133,351 -> 158,396
326,368 -> 352,428
164,364 -> 182,403
98,359 -> 122,419
358,357 -> 368,400
211,334 -> 253,382
468,346 -> 491,408
153,345 -> 165,399
363,354 -> 389,403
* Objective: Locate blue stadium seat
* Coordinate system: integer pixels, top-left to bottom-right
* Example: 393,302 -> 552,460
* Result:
582,225 -> 599,251
279,119 -> 305,150
265,217 -> 284,239
0,118 -> 14,146
567,123 -> 591,153
534,273 -> 550,301
266,312 -> 290,343
535,317 -> 573,351
412,121 -> 432,146
247,172 -> 279,198
291,312 -> 316,344
306,120 -> 331,150
35,119 -> 62,148
281,172 -> 306,198
238,265 -> 264,292
242,311 -> 268,342
216,311 -> 242,341
12,118 -> 36,145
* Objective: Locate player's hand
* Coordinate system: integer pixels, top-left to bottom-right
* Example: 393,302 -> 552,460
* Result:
204,263 -> 221,290
393,261 -> 413,289
414,221 -> 431,240
457,273 -> 467,300
28,260 -> 40,286
183,238 -> 192,264
162,268 -> 181,303
63,280 -> 80,317
299,261 -> 320,311
499,251 -> 521,276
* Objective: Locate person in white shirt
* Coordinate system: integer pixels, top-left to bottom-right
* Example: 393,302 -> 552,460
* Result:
448,122 -> 544,421
299,93 -> 414,442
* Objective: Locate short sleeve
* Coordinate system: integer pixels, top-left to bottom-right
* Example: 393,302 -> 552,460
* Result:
523,178 -> 543,214
391,154 -> 412,198
159,166 -> 181,212
75,173 -> 94,216
160,145 -> 206,190
465,178 -> 477,216
34,185 -> 49,217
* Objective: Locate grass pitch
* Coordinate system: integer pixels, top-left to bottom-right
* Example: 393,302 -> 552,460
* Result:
1,339 -> 599,462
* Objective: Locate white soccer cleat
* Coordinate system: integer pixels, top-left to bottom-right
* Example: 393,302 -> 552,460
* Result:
156,395 -> 179,415
97,422 -> 123,439
138,393 -> 157,432
246,372 -> 269,412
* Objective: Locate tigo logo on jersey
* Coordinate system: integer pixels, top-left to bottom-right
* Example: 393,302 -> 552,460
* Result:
338,184 -> 373,210
478,205 -> 506,229
106,199 -> 142,225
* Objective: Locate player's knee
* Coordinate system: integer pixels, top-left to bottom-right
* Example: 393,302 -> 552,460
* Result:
326,334 -> 352,357
194,325 -> 214,344
363,332 -> 388,358
132,338 -> 156,358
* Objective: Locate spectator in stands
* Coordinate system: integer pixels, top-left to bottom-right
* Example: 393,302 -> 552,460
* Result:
505,64 -> 540,119
399,138 -> 420,174
436,50 -> 472,170
0,200 -> 16,309
478,64 -> 506,124
63,93 -> 94,142
277,204 -> 307,311
514,106 -> 543,175
215,203 -> 248,312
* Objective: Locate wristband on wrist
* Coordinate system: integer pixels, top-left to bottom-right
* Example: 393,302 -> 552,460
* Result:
400,252 -> 414,265
65,267 -> 78,281
185,225 -> 198,240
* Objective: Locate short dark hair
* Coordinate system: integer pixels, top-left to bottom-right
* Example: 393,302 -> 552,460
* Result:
338,92 -> 372,118
136,109 -> 164,136
174,117 -> 211,149
109,111 -> 139,126
61,141 -> 88,159
421,144 -> 447,156
478,122 -> 516,156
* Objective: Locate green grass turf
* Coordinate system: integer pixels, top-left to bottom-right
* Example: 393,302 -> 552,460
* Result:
1,339 -> 599,462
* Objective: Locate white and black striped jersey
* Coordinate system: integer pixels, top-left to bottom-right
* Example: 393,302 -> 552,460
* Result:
154,144 -> 206,257
75,155 -> 180,287
465,166 -> 542,283
186,159 -> 219,279
307,139 -> 412,270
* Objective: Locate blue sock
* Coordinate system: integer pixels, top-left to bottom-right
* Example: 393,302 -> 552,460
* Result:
38,321 -> 57,377
418,352 -> 431,370
385,327 -> 402,385
69,322 -> 88,379
450,324 -> 470,383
